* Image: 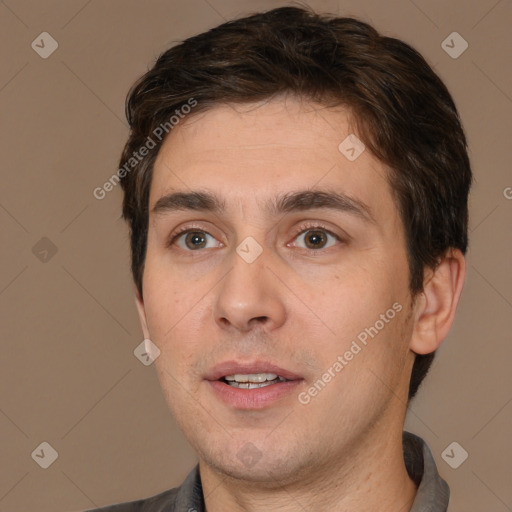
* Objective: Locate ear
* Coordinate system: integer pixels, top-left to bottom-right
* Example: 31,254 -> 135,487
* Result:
410,248 -> 466,355
135,288 -> 151,340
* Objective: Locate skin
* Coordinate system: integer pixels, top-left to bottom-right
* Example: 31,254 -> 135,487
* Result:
135,95 -> 466,511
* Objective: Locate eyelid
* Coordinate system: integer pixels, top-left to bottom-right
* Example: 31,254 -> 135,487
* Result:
289,222 -> 347,241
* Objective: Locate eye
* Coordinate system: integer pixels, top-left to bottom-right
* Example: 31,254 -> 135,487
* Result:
291,227 -> 340,250
172,229 -> 222,251
168,225 -> 342,252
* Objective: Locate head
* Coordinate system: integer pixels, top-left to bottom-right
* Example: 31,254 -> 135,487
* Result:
119,6 -> 470,483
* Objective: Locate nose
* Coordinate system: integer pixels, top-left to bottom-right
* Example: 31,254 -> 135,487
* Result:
213,244 -> 287,333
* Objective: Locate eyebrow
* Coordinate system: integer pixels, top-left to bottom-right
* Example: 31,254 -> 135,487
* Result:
152,189 -> 376,224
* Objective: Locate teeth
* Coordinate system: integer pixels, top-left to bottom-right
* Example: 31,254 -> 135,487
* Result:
228,380 -> 279,389
222,372 -> 292,387
224,372 -> 279,383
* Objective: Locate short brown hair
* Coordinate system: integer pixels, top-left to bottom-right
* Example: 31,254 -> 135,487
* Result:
119,6 -> 472,400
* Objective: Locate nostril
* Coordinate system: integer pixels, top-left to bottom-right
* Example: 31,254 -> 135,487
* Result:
252,316 -> 269,323
218,317 -> 230,327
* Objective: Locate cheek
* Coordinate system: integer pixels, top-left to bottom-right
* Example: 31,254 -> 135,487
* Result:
142,263 -> 214,370
325,265 -> 395,323
143,254 -> 203,332
309,259 -> 409,370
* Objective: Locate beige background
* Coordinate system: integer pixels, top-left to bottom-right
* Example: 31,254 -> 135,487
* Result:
0,0 -> 511,510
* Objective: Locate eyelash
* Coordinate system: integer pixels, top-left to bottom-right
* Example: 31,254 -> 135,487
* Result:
167,222 -> 344,252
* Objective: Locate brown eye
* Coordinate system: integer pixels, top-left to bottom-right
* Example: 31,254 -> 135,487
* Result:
293,228 -> 339,250
304,230 -> 327,249
184,231 -> 208,250
172,230 -> 221,251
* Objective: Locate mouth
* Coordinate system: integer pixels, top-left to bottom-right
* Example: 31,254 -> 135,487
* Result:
221,373 -> 290,389
205,361 -> 303,409
205,360 -> 302,383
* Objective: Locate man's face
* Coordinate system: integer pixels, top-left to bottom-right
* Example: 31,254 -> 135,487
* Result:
137,97 -> 417,483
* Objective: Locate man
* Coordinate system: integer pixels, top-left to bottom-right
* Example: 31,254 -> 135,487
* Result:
88,6 -> 471,511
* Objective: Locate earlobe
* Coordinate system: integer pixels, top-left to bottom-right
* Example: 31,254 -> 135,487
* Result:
410,249 -> 466,355
135,289 -> 151,340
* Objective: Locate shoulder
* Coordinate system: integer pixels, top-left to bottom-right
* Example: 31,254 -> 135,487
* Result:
82,464 -> 202,512
83,486 -> 179,511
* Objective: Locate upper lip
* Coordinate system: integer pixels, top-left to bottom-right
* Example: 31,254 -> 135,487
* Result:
205,360 -> 303,381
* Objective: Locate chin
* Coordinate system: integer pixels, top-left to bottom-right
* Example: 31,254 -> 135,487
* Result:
209,457 -> 296,486
200,440 -> 310,486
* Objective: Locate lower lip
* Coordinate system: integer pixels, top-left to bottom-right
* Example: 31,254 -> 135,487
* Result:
207,379 -> 303,409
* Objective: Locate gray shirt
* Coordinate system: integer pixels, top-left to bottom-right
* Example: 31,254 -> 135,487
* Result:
86,431 -> 449,511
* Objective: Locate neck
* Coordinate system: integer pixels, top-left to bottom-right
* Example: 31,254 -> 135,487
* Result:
199,426 -> 418,512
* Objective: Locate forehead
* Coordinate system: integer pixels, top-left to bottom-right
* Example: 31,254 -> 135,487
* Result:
149,97 -> 396,224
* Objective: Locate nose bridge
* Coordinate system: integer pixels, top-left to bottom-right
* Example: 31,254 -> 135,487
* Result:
213,239 -> 286,331
224,238 -> 270,307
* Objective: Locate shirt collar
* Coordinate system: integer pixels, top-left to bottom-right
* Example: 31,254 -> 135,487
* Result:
404,431 -> 450,511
